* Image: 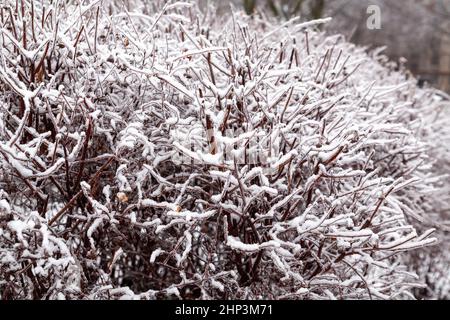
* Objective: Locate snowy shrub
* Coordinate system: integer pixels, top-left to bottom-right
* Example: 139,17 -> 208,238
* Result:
0,0 -> 449,300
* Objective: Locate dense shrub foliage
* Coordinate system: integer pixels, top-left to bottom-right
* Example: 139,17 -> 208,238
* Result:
0,0 -> 449,299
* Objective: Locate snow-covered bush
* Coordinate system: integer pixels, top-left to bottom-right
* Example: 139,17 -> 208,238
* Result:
0,0 -> 449,299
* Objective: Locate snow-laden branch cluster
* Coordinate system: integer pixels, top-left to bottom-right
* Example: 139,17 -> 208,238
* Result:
0,0 -> 449,299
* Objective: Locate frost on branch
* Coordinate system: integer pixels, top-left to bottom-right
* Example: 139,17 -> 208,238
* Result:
0,0 -> 449,300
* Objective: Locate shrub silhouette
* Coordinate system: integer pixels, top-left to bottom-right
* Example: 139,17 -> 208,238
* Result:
0,0 -> 449,299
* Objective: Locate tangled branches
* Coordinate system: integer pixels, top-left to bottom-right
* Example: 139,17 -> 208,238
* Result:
0,0 -> 449,300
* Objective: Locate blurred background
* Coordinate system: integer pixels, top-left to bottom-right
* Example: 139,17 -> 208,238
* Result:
203,0 -> 450,93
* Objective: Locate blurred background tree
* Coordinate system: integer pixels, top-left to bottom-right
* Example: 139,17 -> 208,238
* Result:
242,0 -> 324,19
323,0 -> 450,93
207,0 -> 450,92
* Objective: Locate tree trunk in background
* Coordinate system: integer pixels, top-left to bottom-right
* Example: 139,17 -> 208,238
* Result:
438,20 -> 450,92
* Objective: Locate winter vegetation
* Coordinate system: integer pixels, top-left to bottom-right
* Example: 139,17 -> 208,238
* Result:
0,0 -> 449,300
216,0 -> 450,92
